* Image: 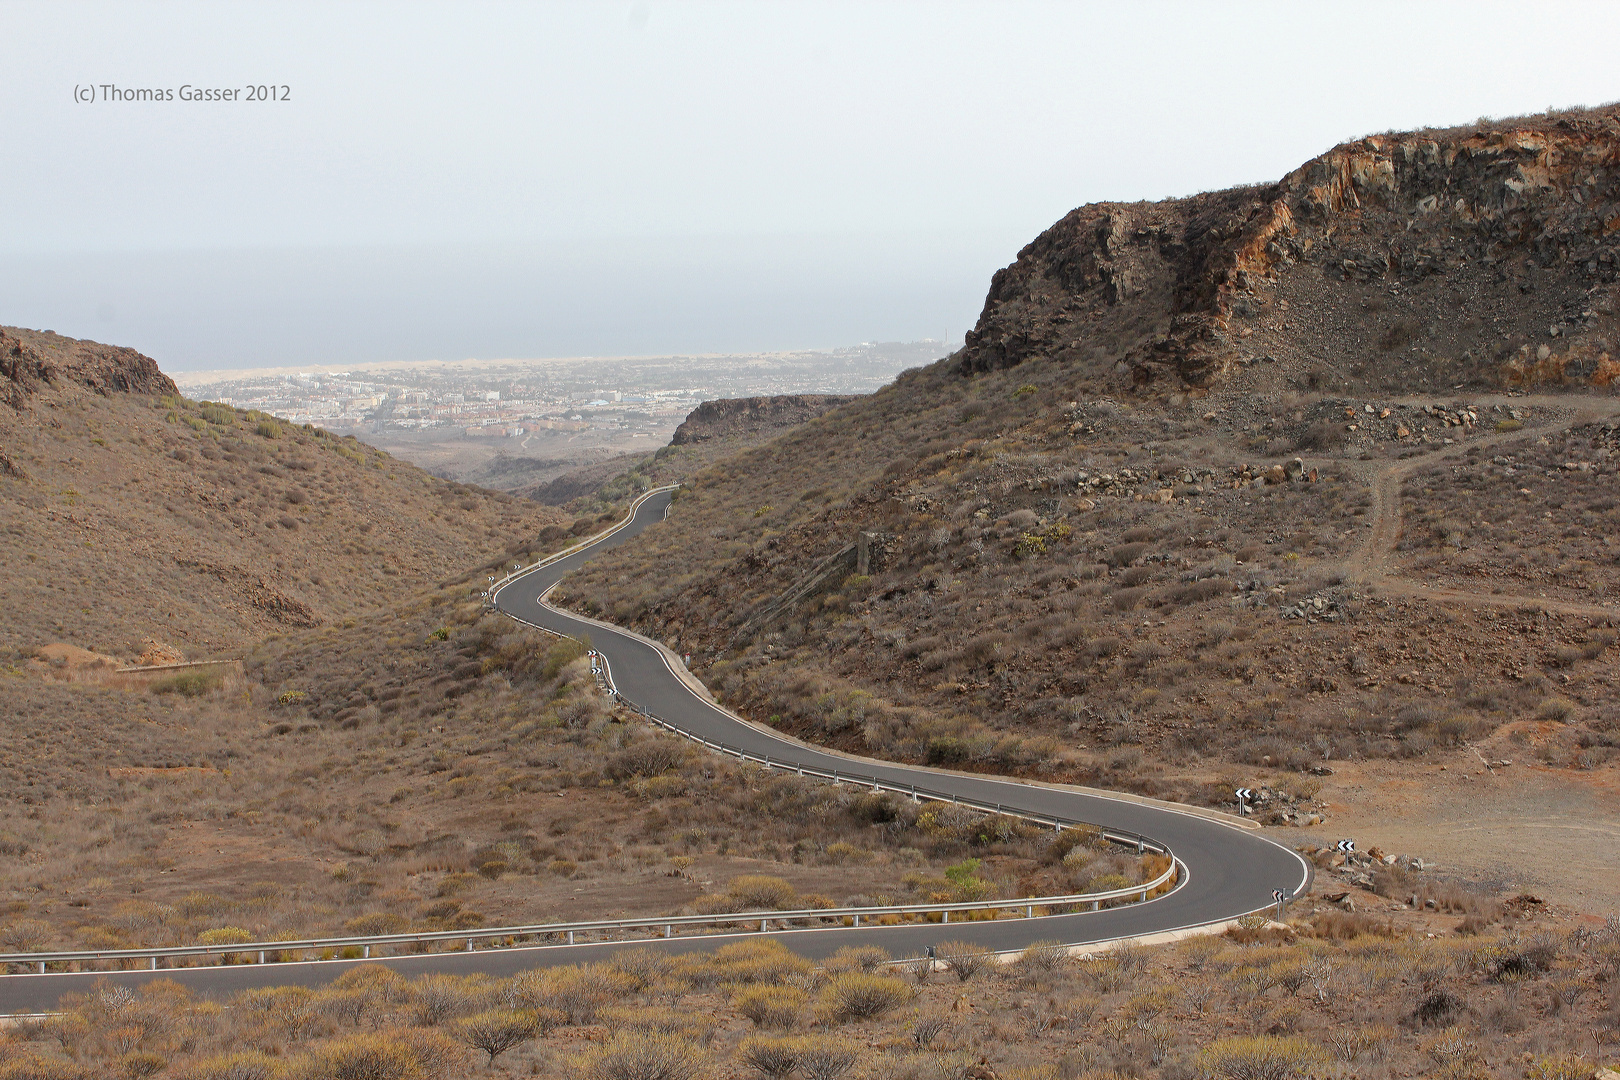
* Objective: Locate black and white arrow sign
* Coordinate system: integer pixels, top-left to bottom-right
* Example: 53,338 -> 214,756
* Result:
1335,839 -> 1356,853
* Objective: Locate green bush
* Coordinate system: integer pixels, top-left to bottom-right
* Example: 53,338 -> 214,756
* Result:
925,736 -> 970,765
541,637 -> 588,681
199,403 -> 236,428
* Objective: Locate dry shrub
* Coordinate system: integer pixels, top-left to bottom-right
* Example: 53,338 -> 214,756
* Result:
935,940 -> 995,982
1197,1034 -> 1322,1080
292,1027 -> 457,1080
690,893 -> 743,917
815,972 -> 911,1023
822,945 -> 890,974
1525,1055 -> 1592,1080
738,1035 -> 800,1079
343,913 -> 408,937
1413,988 -> 1466,1026
0,1058 -> 96,1080
169,1054 -> 279,1080
601,1006 -> 716,1043
1333,1023 -> 1396,1063
508,964 -> 637,1024
606,738 -> 687,780
794,1036 -> 860,1080
317,966 -> 410,1027
706,940 -> 813,986
727,875 -> 799,910
451,1008 -> 541,1063
580,1030 -> 708,1080
410,973 -> 487,1026
605,947 -> 672,990
732,985 -> 807,1029
1310,910 -> 1397,940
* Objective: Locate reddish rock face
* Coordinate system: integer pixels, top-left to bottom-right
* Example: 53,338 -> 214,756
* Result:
960,105 -> 1620,393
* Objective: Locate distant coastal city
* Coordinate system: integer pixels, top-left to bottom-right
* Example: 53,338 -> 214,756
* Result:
181,340 -> 946,439
176,341 -> 952,489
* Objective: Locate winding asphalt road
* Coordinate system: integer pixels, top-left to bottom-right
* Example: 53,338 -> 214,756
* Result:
0,487 -> 1308,1012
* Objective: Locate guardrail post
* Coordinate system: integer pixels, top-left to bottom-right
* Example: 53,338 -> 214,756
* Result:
1136,837 -> 1144,854
853,914 -> 861,927
363,945 -> 370,959
1026,905 -> 1034,918
1091,901 -> 1099,912
664,925 -> 671,938
466,938 -> 474,952
1140,888 -> 1148,902
942,910 -> 949,924
37,961 -> 45,974
567,931 -> 575,946
151,957 -> 158,970
760,919 -> 768,932
257,951 -> 265,965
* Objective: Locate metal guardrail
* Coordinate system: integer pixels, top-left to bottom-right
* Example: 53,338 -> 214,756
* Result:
483,485 -> 680,600
643,711 -> 1165,854
0,861 -> 1180,974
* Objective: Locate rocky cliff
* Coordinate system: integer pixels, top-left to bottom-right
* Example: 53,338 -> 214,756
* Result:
2,326 -> 177,407
961,106 -> 1620,393
670,394 -> 858,445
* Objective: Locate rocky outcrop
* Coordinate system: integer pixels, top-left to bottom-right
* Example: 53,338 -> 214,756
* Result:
960,106 -> 1620,392
2,327 -> 177,408
670,394 -> 858,445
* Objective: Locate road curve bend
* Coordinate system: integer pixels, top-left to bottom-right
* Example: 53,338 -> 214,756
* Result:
0,487 -> 1308,1013
494,488 -> 1309,943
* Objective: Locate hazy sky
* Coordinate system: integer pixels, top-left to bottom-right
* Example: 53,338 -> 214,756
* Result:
4,1 -> 1619,370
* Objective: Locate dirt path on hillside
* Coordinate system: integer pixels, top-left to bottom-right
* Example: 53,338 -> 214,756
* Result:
1340,394 -> 1620,617
1300,395 -> 1620,911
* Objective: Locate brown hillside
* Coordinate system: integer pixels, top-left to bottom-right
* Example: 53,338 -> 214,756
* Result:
962,105 -> 1620,392
520,394 -> 863,510
670,394 -> 860,445
0,327 -> 566,658
558,108 -> 1620,907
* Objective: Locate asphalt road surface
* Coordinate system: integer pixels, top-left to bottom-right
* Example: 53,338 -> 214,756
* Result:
0,487 -> 1308,1012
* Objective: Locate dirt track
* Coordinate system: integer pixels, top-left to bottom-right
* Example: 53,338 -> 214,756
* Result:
1305,394 -> 1620,911
1342,393 -> 1620,618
